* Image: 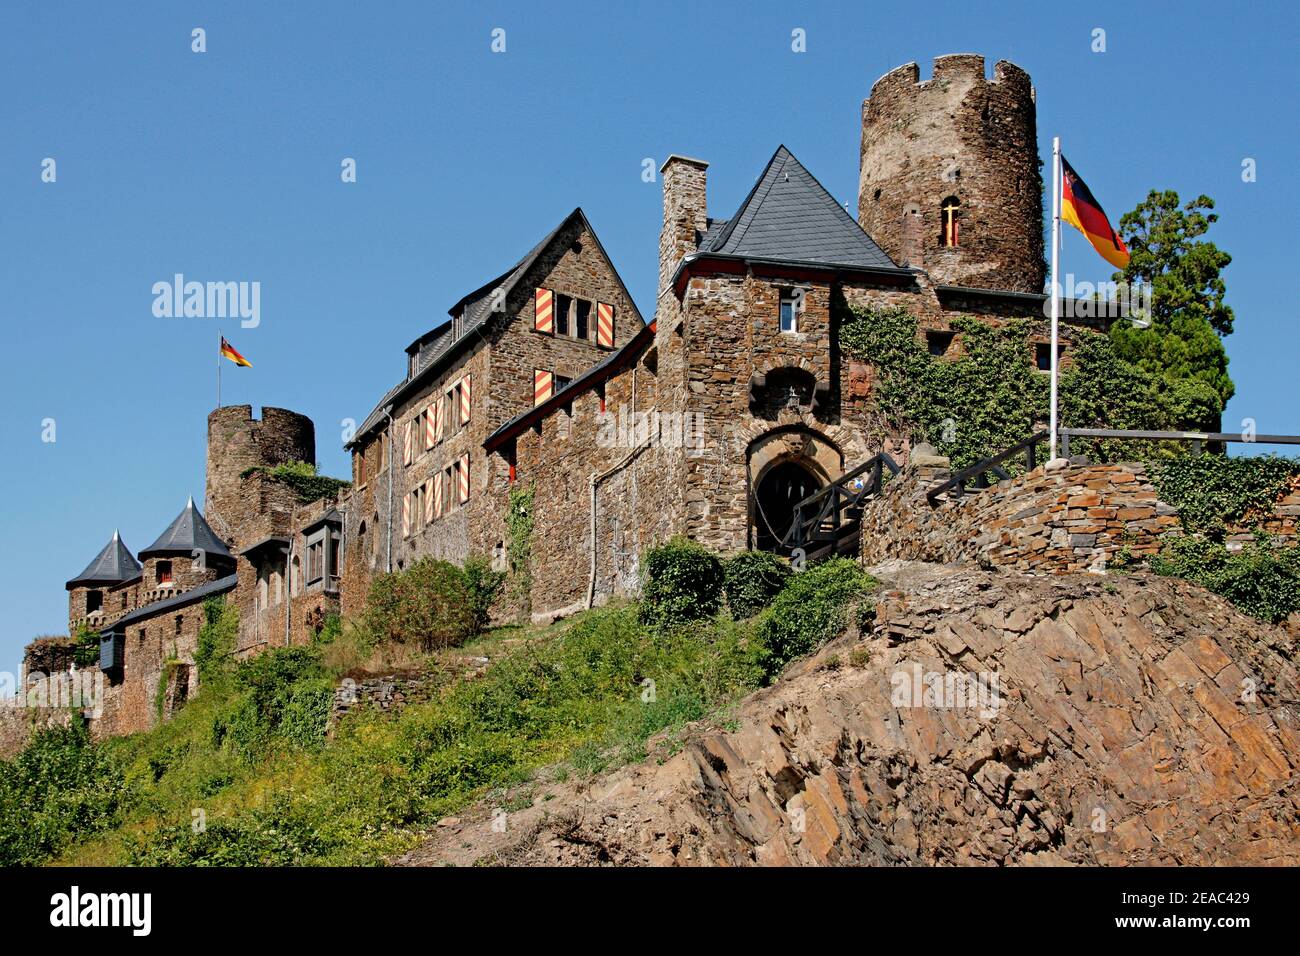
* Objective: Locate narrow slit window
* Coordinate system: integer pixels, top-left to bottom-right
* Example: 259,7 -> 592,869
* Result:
941,197 -> 960,247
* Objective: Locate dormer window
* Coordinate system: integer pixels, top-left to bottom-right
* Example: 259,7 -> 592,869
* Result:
941,197 -> 960,247
779,291 -> 801,333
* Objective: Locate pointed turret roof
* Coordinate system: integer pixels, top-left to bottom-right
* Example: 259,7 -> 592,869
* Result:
66,530 -> 143,590
138,497 -> 234,562
699,145 -> 899,270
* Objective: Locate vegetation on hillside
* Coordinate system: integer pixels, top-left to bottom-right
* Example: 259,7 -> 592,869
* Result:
1149,455 -> 1300,623
1,544 -> 875,867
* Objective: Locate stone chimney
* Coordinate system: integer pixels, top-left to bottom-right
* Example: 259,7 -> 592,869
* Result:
657,155 -> 708,301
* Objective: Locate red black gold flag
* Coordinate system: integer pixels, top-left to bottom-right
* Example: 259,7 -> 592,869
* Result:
220,336 -> 252,367
1060,154 -> 1130,270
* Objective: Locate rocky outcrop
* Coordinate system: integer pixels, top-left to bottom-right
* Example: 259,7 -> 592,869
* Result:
399,563 -> 1299,866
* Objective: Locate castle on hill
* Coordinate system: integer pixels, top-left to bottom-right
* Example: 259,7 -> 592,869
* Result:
21,55 -> 1109,741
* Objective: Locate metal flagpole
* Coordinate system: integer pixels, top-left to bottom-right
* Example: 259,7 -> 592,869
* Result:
1049,136 -> 1062,461
217,330 -> 222,409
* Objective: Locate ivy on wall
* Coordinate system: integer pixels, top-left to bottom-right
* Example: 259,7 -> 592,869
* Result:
838,303 -> 1199,469
506,484 -> 535,617
240,460 -> 351,504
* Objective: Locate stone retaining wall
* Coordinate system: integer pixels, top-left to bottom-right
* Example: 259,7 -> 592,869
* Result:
328,672 -> 442,730
860,459 -> 1182,573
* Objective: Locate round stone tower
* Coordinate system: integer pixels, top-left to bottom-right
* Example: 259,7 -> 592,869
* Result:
858,54 -> 1045,294
206,405 -> 315,551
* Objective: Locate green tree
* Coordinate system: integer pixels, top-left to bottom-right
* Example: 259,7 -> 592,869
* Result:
1110,191 -> 1235,417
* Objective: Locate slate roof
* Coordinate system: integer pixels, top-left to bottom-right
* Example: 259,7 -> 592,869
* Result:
138,498 -> 234,562
349,207 -> 644,449
105,573 -> 237,634
698,145 -> 900,270
66,531 -> 142,589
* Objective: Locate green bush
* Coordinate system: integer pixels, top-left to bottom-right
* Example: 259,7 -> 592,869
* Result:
195,598 -> 239,685
363,557 -> 475,651
0,718 -> 128,866
71,624 -> 100,668
638,537 -> 724,630
461,555 -> 506,636
239,460 -> 351,504
754,558 -> 876,681
1151,535 -> 1300,623
1152,455 -> 1299,538
723,551 -> 792,619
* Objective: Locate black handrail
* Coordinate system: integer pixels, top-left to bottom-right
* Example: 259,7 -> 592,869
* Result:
1059,427 -> 1300,458
781,452 -> 900,552
925,431 -> 1049,505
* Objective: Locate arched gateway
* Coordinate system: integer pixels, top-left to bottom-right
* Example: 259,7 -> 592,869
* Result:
747,425 -> 845,553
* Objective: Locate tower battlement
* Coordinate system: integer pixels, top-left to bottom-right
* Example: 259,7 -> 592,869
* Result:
859,54 -> 1045,293
206,405 -> 315,551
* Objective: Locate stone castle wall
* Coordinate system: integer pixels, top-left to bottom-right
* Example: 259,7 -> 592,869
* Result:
860,459 -> 1183,573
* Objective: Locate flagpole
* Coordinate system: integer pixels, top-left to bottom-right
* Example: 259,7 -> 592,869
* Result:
1049,136 -> 1062,461
217,330 -> 222,409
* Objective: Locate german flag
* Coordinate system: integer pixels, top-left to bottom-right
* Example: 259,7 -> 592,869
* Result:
220,336 -> 252,367
1061,154 -> 1130,270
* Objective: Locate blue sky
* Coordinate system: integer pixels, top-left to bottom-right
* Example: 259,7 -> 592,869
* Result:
1,0 -> 1295,673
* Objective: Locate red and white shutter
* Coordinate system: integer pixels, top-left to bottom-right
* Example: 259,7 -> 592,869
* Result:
458,454 -> 470,503
401,493 -> 410,538
423,478 -> 434,524
459,374 -> 472,425
435,395 -> 445,443
596,302 -> 615,348
534,289 -> 553,333
403,421 -> 413,465
425,403 -> 437,449
433,471 -> 443,519
534,369 -> 553,406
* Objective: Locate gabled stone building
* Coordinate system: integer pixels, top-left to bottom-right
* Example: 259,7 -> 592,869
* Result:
19,54 -> 1114,743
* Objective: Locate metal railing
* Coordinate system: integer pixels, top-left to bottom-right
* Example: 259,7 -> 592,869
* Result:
1059,427 -> 1300,457
781,452 -> 900,553
925,432 -> 1050,505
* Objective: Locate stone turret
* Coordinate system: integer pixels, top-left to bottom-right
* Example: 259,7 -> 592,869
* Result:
206,405 -> 315,553
858,54 -> 1045,293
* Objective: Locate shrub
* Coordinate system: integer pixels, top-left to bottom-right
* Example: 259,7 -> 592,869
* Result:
195,598 -> 239,685
363,557 -> 475,651
1151,455 -> 1299,538
71,623 -> 100,668
1152,535 -> 1300,623
754,558 -> 876,681
0,718 -> 128,866
638,537 -> 724,630
722,551 -> 792,619
461,555 -> 506,636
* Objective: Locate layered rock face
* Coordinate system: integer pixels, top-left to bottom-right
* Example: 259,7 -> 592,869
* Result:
402,563 -> 1299,866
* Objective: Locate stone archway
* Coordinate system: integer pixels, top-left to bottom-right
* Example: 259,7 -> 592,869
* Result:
747,425 -> 843,552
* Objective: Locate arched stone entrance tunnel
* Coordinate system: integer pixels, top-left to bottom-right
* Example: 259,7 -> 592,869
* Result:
747,426 -> 843,553
753,459 -> 823,552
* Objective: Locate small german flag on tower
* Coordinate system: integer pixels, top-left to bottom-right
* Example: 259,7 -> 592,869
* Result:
220,336 -> 252,367
1060,154 -> 1130,270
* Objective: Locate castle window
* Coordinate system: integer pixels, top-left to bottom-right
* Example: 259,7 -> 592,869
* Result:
1035,343 -> 1063,372
328,535 -> 341,591
156,560 -> 173,586
779,292 -> 801,333
574,300 -> 591,341
175,615 -> 183,636
86,590 -> 103,615
926,330 -> 955,357
554,293 -> 572,336
941,197 -> 960,247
